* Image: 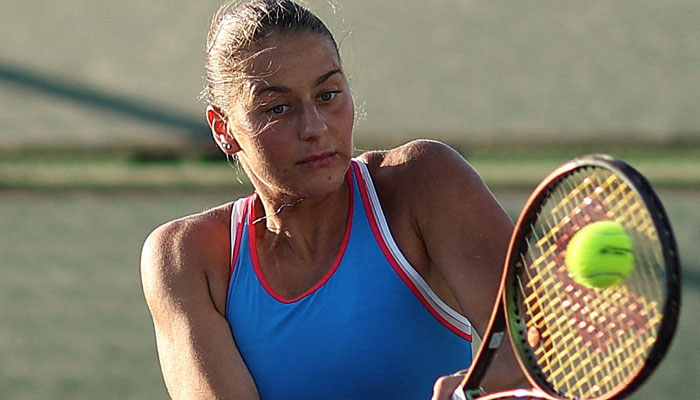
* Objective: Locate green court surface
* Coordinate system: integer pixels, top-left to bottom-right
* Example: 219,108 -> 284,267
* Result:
1,186 -> 698,399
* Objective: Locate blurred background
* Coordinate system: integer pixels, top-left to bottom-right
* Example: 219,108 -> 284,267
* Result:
1,0 -> 698,398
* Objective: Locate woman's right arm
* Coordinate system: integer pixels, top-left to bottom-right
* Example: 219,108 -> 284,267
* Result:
140,218 -> 259,400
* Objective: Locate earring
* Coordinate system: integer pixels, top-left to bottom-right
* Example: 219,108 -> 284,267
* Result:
223,143 -> 232,150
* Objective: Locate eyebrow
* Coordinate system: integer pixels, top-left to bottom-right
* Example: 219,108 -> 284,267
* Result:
313,68 -> 342,87
253,85 -> 291,96
252,68 -> 343,96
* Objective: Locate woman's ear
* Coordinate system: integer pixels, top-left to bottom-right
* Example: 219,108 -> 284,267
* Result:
206,105 -> 241,154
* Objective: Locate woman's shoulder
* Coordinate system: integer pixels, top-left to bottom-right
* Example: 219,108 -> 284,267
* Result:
145,202 -> 234,254
140,202 -> 236,292
356,139 -> 483,195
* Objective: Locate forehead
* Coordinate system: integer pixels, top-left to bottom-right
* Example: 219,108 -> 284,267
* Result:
244,32 -> 342,90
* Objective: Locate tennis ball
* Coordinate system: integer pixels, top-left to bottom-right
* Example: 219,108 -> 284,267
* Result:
565,221 -> 634,288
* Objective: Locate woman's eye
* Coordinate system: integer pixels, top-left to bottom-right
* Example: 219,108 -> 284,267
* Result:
319,91 -> 338,102
269,104 -> 288,115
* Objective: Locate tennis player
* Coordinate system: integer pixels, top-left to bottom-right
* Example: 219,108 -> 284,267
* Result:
140,1 -> 523,399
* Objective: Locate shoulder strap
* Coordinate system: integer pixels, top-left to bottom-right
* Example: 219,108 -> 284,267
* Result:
229,195 -> 252,280
351,158 -> 473,339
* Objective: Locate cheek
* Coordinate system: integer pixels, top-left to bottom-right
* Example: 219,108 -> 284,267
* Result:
334,96 -> 355,136
240,116 -> 276,138
250,127 -> 302,173
247,133 -> 288,163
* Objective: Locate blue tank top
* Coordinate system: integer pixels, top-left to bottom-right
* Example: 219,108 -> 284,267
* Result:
226,159 -> 472,400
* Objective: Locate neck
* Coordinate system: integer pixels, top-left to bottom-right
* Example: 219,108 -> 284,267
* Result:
251,176 -> 351,263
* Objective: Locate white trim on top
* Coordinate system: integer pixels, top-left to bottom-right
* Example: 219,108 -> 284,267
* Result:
353,159 -> 473,336
229,197 -> 247,263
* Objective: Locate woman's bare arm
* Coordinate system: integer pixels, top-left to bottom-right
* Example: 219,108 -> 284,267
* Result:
140,216 -> 259,400
412,142 -> 525,391
367,140 -> 526,392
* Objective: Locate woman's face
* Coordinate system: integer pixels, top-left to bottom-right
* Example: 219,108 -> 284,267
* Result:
228,32 -> 355,199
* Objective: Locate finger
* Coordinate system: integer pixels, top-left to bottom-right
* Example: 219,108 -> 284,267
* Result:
431,373 -> 466,400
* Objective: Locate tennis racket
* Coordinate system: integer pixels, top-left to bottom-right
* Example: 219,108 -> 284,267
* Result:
452,154 -> 681,400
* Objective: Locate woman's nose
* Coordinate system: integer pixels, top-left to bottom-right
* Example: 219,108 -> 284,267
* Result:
299,101 -> 328,140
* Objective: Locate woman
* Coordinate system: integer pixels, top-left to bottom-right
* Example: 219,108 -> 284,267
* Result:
141,1 -> 523,399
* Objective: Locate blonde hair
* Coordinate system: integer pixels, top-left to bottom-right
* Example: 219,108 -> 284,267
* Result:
203,0 -> 339,117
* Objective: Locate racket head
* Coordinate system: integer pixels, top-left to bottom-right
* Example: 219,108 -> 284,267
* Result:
503,154 -> 681,400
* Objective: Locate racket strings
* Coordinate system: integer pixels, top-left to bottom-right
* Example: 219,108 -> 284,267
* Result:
552,172 -> 658,393
560,171 -> 660,390
514,167 -> 666,399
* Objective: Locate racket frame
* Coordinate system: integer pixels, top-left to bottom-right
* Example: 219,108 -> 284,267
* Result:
455,154 -> 681,400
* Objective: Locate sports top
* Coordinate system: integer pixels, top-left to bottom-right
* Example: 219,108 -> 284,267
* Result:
225,159 -> 473,400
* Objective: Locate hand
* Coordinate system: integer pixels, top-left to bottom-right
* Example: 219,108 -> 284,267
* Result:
431,370 -> 467,400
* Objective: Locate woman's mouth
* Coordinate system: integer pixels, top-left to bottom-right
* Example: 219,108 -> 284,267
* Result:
297,152 -> 337,168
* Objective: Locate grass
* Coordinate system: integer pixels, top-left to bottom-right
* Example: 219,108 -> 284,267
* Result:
0,191 -> 239,399
0,158 -> 244,191
0,187 -> 698,399
2,141 -> 700,191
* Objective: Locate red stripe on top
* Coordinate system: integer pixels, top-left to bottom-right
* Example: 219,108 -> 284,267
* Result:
352,162 -> 472,341
229,195 -> 254,282
248,169 -> 354,304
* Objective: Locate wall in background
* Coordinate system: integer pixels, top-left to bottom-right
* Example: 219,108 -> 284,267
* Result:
2,0 -> 699,147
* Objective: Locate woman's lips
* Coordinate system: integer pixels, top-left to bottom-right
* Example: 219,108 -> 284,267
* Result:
297,152 -> 337,168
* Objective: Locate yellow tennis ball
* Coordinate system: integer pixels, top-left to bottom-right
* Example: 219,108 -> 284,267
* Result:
565,221 -> 634,288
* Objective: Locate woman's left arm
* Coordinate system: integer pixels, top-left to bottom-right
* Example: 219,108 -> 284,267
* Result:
379,140 -> 526,393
